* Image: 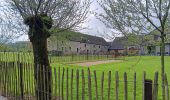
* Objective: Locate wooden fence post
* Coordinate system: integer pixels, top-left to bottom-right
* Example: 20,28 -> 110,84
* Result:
76,69 -> 79,100
86,50 -> 89,60
71,53 -> 74,61
152,72 -> 158,100
142,72 -> 146,100
82,69 -> 85,100
115,71 -> 119,100
25,63 -> 29,98
43,65 -> 46,99
40,65 -> 43,100
145,79 -> 152,100
58,67 -> 61,100
124,72 -> 127,100
93,70 -> 98,100
61,68 -> 65,100
54,68 -> 57,97
133,72 -> 136,100
108,71 -> 111,100
71,69 -> 74,100
12,62 -> 15,99
101,72 -> 104,100
88,68 -> 92,100
4,62 -> 7,96
66,68 -> 69,100
19,63 -> 24,100
15,62 -> 18,99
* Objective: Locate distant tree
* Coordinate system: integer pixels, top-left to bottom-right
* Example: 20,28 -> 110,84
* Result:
97,0 -> 170,99
6,0 -> 90,99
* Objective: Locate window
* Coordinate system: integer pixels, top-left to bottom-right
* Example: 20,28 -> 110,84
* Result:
77,48 -> 79,53
85,44 -> 86,47
69,47 -> 71,50
93,45 -> 95,47
87,50 -> 89,53
65,47 -> 67,52
154,35 -> 159,41
99,46 -> 100,48
62,41 -> 64,44
62,47 -> 64,51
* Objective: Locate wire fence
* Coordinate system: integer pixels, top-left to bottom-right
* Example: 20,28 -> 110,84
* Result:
0,52 -> 120,64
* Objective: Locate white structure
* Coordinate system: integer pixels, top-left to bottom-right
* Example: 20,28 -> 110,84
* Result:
155,44 -> 170,56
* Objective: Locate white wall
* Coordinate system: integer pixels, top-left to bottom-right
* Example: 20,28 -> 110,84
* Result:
155,44 -> 170,56
48,40 -> 109,55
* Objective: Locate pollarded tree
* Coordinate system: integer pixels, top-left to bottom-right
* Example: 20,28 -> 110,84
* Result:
96,0 -> 170,99
6,0 -> 90,99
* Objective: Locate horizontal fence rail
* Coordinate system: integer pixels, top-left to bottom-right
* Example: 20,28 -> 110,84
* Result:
0,61 -> 169,100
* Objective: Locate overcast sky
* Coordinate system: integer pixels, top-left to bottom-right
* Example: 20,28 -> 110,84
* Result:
79,0 -> 114,41
0,0 -> 115,42
0,0 -> 164,43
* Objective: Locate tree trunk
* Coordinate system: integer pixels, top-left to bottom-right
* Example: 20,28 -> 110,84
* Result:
31,34 -> 52,100
161,33 -> 165,100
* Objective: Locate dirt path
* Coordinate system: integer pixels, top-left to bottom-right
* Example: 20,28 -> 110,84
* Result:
75,59 -> 122,67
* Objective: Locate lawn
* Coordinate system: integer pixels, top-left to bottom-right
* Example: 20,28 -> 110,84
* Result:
0,54 -> 170,100
51,56 -> 170,100
0,52 -> 114,63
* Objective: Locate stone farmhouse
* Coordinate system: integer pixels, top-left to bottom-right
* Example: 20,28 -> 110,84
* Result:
48,30 -> 109,55
12,27 -> 170,56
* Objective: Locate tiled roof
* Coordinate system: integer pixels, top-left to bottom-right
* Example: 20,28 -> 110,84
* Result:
51,30 -> 109,46
109,37 -> 126,50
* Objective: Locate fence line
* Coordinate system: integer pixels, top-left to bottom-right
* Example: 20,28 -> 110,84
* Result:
0,61 -> 170,100
0,52 -> 117,64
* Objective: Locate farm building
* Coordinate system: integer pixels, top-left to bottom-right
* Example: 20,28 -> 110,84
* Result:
48,30 -> 110,55
108,36 -> 146,56
146,27 -> 170,56
151,35 -> 170,56
109,26 -> 170,56
3,30 -> 110,55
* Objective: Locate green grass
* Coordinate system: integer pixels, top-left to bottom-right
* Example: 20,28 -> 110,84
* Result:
0,52 -> 114,63
51,56 -> 170,100
0,54 -> 170,100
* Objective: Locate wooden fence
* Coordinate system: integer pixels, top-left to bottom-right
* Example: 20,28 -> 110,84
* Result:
0,61 -> 169,100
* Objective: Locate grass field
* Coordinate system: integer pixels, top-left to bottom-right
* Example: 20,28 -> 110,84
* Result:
0,53 -> 170,100
51,56 -> 170,100
52,56 -> 170,80
0,52 -> 114,63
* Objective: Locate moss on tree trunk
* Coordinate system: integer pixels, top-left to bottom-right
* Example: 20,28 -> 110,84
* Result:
25,14 -> 53,100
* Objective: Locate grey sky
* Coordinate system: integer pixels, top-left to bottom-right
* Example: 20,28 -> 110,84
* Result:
79,0 -> 116,42
0,0 -> 115,42
81,0 -> 113,39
